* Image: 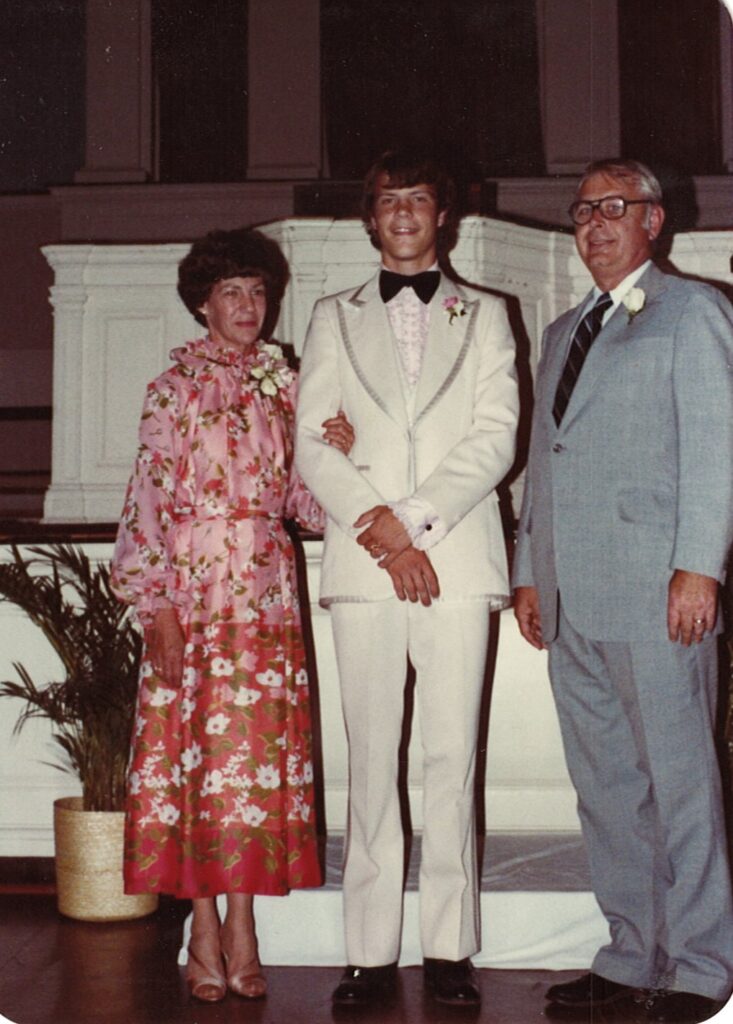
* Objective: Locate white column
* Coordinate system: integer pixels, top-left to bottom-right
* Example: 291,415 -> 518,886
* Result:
536,0 -> 620,173
44,248 -> 93,520
265,221 -> 332,353
246,0 -> 322,179
75,0 -> 152,184
42,244 -> 193,522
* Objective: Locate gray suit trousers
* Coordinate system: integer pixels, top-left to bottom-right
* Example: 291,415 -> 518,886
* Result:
549,608 -> 733,1000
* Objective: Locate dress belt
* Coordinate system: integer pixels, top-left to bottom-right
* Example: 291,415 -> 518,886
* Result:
172,505 -> 279,522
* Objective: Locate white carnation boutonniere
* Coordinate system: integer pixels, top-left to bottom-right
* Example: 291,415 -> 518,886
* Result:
442,295 -> 466,326
249,342 -> 294,397
622,287 -> 646,324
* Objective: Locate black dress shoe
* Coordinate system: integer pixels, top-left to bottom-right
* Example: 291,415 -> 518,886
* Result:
646,990 -> 722,1022
423,957 -> 481,1007
332,963 -> 398,1005
546,972 -> 634,1007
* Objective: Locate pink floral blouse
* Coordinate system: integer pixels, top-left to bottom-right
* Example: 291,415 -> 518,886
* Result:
112,336 -> 323,624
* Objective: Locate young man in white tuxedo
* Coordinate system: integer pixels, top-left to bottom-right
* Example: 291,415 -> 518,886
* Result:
514,159 -> 733,1024
295,151 -> 518,1007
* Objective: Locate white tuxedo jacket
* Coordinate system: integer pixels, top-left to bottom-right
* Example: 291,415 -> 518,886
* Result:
295,271 -> 518,605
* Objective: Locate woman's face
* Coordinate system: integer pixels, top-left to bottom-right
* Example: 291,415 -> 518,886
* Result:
198,276 -> 267,351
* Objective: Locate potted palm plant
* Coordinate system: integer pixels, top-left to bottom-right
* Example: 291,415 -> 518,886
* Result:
0,543 -> 157,921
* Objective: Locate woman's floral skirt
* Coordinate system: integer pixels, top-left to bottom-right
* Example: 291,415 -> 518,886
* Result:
124,604 -> 321,898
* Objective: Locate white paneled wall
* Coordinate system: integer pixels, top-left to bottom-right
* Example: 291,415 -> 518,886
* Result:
41,219 -> 733,522
0,539 -> 566,856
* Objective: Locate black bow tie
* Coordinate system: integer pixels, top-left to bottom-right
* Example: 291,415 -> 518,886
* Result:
379,269 -> 440,305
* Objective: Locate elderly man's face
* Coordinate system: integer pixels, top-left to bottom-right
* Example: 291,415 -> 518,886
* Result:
574,172 -> 664,291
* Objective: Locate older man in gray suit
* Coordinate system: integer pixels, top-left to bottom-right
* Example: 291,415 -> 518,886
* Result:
513,159 -> 733,1024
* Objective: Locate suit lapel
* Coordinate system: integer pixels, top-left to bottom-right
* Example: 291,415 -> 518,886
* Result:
557,302 -> 628,431
414,277 -> 478,423
543,299 -> 590,401
336,273 -> 409,431
556,265 -> 669,432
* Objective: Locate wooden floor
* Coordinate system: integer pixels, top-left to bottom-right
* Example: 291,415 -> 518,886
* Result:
0,894 -> 673,1024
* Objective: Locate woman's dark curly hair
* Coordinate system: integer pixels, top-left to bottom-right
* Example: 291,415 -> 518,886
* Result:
177,228 -> 290,339
361,150 -> 459,261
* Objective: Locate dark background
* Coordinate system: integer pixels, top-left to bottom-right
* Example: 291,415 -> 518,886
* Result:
0,0 -> 726,195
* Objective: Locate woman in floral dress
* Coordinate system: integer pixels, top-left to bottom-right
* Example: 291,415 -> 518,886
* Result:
111,229 -> 353,1002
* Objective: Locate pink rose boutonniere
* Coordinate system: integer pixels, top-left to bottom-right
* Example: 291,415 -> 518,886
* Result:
622,287 -> 646,324
442,295 -> 466,326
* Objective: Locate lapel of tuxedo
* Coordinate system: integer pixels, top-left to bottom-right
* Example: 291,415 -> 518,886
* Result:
336,272 -> 409,431
556,264 -> 668,432
414,277 -> 478,425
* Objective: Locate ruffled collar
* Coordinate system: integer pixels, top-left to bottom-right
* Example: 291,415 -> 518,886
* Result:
169,335 -> 263,370
169,336 -> 295,397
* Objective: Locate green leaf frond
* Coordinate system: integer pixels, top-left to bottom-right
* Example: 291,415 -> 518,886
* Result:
0,544 -> 142,811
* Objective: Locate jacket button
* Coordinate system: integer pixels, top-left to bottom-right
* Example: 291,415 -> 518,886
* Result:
552,443 -> 565,453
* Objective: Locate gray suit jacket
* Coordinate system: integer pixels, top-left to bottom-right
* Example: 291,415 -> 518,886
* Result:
513,263 -> 733,642
296,272 -> 518,605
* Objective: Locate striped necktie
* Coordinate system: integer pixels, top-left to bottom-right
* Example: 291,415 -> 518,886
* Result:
552,292 -> 612,426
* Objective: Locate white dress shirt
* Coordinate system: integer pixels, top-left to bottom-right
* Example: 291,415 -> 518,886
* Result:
381,264 -> 445,550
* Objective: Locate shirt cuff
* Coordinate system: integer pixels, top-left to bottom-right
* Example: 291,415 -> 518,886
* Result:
388,496 -> 447,550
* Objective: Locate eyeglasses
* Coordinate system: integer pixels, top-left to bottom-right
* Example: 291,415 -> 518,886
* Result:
568,196 -> 650,225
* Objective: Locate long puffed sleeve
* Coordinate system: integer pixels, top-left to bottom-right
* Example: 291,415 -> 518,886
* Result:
110,373 -> 186,624
283,372 -> 325,533
284,470 -> 325,533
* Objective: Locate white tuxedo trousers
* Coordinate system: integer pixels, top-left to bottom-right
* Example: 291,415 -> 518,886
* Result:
330,598 -> 491,966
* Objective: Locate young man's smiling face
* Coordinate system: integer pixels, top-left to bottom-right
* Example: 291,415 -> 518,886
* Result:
370,174 -> 446,274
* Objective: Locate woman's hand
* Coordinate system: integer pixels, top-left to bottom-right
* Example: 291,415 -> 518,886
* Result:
146,606 -> 185,686
322,410 -> 355,456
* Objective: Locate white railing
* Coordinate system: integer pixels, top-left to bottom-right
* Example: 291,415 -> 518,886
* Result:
41,217 -> 733,523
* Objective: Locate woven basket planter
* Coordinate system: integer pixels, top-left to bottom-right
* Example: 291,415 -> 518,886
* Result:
53,797 -> 158,922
